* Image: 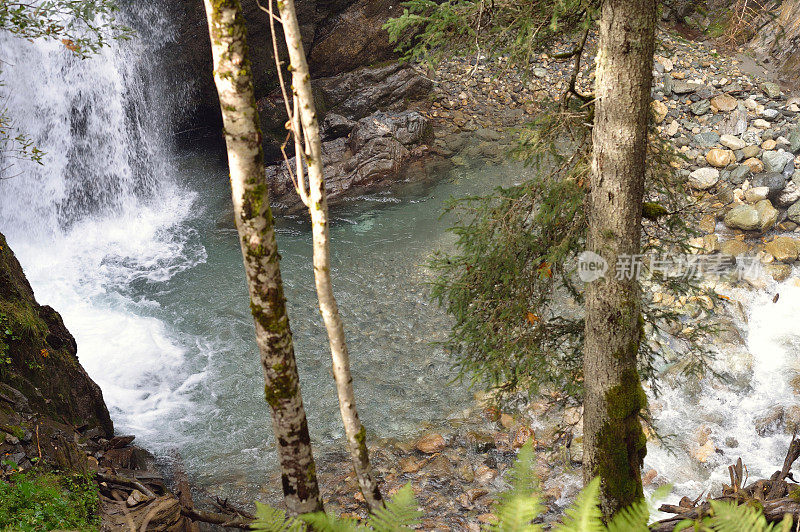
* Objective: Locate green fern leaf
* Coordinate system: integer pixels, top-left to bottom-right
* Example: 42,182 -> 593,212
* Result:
487,495 -> 545,532
606,482 -> 673,531
485,440 -> 544,531
367,484 -> 422,532
705,500 -> 792,532
301,511 -> 361,532
503,440 -> 539,500
604,498 -> 650,532
552,477 -> 604,532
251,502 -> 305,532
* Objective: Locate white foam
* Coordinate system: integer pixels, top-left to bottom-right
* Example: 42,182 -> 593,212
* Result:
0,8 -> 206,448
646,274 -> 800,503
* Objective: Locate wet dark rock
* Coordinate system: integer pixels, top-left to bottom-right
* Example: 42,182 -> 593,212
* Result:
162,0 -> 403,133
316,63 -> 434,121
751,172 -> 787,199
266,110 -> 434,209
0,232 -> 112,436
322,113 -> 356,140
308,0 -> 404,77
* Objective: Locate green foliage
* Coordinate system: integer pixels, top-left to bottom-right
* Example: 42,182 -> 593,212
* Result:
0,312 -> 19,367
252,502 -> 305,532
671,500 -> 793,532
0,469 -> 99,531
430,105 -> 721,410
0,0 -> 131,57
553,478 -> 603,532
384,0 -> 596,69
488,441 -> 543,531
252,484 -> 421,532
250,441 -> 791,531
366,484 -> 423,531
384,0 -> 476,64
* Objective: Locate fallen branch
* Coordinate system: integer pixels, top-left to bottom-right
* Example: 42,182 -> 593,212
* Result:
181,507 -> 254,530
96,471 -> 156,499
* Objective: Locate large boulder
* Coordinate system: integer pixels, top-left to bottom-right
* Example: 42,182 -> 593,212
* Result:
316,63 -> 434,121
157,0 -> 403,134
724,204 -> 760,231
0,232 -> 113,436
308,0 -> 405,76
266,110 -> 434,208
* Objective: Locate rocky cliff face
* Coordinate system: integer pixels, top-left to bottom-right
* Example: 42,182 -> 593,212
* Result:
748,0 -> 800,89
158,0 -> 401,134
0,232 -> 112,437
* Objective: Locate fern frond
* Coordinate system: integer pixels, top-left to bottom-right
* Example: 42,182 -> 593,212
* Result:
485,440 -> 544,531
552,477 -> 604,532
606,482 -> 672,531
301,511 -> 361,532
503,440 -> 539,499
705,500 -> 791,532
604,498 -> 650,532
487,495 -> 545,532
251,502 -> 305,532
367,484 -> 422,532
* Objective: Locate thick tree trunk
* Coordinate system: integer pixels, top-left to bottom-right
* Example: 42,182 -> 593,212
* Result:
582,0 -> 656,519
274,0 -> 384,511
202,0 -> 323,515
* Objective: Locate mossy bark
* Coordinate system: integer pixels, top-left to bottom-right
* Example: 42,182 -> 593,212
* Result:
275,0 -> 384,511
582,0 -> 656,519
201,0 -> 323,514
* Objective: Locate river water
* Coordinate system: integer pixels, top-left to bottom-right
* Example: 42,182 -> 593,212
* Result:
1,0 -> 800,512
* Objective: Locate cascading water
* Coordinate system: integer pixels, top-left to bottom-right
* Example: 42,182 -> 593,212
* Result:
0,2 -> 208,443
644,276 -> 800,501
2,0 -> 799,511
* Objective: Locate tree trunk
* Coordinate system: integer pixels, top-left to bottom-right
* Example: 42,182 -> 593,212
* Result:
582,0 -> 656,519
201,0 -> 323,515
274,0 -> 384,511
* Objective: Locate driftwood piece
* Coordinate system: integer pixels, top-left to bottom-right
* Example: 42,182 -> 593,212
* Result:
100,494 -> 185,532
97,471 -> 157,499
181,507 -> 255,529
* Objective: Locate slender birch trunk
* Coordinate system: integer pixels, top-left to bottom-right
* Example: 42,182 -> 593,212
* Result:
202,0 -> 323,515
272,0 -> 384,511
582,0 -> 656,519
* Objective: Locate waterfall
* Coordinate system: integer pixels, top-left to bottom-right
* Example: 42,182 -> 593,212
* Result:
0,3 -> 208,443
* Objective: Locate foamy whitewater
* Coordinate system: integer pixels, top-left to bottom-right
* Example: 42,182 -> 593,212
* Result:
1,1 -> 799,507
0,4 -> 208,445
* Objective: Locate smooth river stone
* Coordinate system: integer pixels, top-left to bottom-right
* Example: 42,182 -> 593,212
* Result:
706,148 -> 735,168
751,172 -> 787,199
788,200 -> 800,223
711,94 -> 738,112
765,236 -> 800,263
720,134 -> 746,150
724,204 -> 760,231
762,150 -> 794,173
761,82 -> 782,99
743,157 -> 765,173
652,100 -> 668,123
754,199 -> 778,231
689,167 -> 720,190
